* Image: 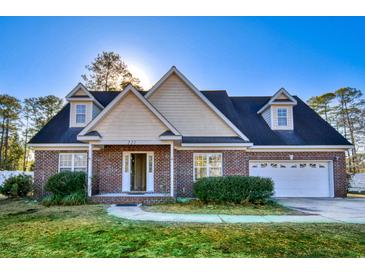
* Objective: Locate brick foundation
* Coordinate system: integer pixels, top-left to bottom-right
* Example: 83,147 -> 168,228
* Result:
33,147 -> 348,203
90,195 -> 175,205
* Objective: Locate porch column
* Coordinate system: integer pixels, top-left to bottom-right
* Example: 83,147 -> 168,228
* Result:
170,142 -> 174,197
87,143 -> 93,197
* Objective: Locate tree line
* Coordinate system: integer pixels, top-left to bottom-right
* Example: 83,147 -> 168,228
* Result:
1,51 -> 364,174
308,88 -> 365,173
0,95 -> 63,171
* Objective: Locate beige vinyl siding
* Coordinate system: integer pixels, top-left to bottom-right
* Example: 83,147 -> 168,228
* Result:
271,105 -> 294,130
262,107 -> 272,127
74,88 -> 88,96
148,74 -> 237,136
70,101 -> 93,127
93,92 -> 168,141
276,93 -> 289,100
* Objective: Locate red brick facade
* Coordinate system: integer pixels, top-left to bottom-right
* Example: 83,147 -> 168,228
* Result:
33,146 -> 348,203
175,150 -> 347,197
92,145 -> 171,194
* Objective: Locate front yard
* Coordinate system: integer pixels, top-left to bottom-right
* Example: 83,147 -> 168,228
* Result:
0,198 -> 364,257
143,200 -> 301,215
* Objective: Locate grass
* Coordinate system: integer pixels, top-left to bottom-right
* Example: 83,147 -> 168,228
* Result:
0,198 -> 364,257
143,200 -> 301,215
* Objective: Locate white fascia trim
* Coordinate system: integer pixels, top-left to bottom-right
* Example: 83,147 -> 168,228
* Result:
93,140 -> 170,145
28,143 -> 96,151
176,147 -> 249,151
250,145 -> 353,151
145,66 -> 250,142
160,135 -> 182,140
181,142 -> 254,147
257,88 -> 298,114
28,143 -> 89,147
78,84 -> 181,137
66,83 -> 104,109
77,136 -> 101,141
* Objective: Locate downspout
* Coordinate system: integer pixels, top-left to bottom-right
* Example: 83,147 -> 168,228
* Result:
88,143 -> 93,197
170,142 -> 174,197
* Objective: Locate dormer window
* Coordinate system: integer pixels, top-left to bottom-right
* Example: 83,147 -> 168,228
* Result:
277,108 -> 288,126
257,88 -> 297,130
76,104 -> 86,124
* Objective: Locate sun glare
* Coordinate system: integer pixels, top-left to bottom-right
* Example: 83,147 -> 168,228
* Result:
128,64 -> 152,90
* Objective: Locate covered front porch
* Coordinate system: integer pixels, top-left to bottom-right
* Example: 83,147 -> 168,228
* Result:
86,143 -> 175,204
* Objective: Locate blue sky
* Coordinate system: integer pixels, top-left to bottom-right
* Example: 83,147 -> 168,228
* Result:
0,17 -> 364,101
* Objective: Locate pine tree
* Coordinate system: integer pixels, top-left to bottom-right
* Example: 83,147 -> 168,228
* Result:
82,51 -> 142,91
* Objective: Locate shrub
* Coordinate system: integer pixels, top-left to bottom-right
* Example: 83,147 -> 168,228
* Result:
45,171 -> 86,197
0,174 -> 32,198
43,171 -> 87,206
193,176 -> 274,204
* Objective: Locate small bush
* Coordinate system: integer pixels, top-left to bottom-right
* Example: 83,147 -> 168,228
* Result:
193,176 -> 274,204
0,174 -> 32,198
45,171 -> 86,197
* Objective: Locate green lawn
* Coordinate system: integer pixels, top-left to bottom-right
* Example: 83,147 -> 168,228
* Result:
0,198 -> 364,258
143,200 -> 301,215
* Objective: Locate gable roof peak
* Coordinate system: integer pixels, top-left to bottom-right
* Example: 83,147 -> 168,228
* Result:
145,66 -> 250,141
65,82 -> 104,109
257,88 -> 297,114
78,82 -> 181,138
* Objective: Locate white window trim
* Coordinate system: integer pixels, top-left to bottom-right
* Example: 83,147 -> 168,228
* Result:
277,107 -> 288,127
271,106 -> 293,130
58,153 -> 87,172
75,104 -> 87,125
193,153 -> 223,181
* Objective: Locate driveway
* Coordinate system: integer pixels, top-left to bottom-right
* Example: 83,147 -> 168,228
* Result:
276,198 -> 365,224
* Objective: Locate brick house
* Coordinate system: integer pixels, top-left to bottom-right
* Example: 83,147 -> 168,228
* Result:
29,66 -> 352,204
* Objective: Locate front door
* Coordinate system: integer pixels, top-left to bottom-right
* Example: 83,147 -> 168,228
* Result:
122,152 -> 154,192
131,153 -> 146,191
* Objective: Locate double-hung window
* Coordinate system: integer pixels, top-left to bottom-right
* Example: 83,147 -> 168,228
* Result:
76,104 -> 86,124
277,108 -> 288,126
194,153 -> 222,180
59,153 -> 87,172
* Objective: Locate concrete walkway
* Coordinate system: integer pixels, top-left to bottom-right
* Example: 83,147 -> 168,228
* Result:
107,205 -> 345,224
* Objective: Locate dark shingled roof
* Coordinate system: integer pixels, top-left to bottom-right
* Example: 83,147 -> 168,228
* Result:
85,130 -> 101,137
201,91 -> 351,146
90,91 -> 120,107
29,104 -> 84,143
29,90 -> 351,146
160,130 -> 176,136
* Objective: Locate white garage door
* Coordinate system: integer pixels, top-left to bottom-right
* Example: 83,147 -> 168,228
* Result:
249,161 -> 333,197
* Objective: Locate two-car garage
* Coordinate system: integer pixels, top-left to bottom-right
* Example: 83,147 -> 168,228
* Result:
249,161 -> 334,197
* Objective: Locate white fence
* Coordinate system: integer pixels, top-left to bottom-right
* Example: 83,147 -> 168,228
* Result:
349,173 -> 365,192
0,171 -> 34,186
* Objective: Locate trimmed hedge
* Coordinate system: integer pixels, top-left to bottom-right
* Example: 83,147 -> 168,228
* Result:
43,171 -> 87,206
193,176 -> 274,204
0,174 -> 32,198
